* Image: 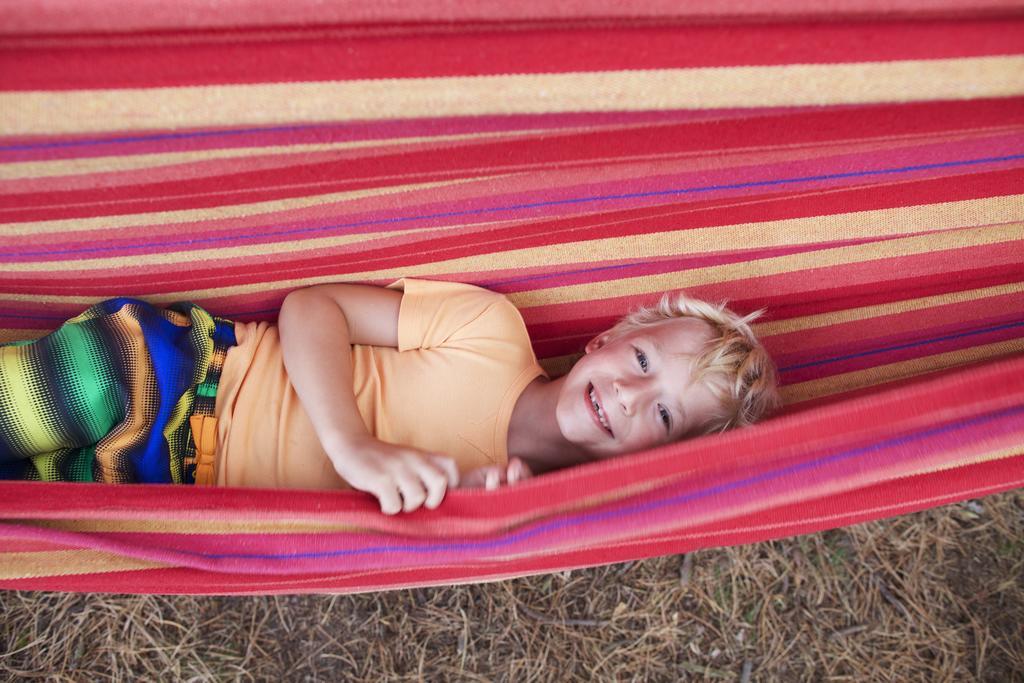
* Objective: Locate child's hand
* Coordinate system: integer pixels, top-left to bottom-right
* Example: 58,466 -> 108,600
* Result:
460,457 -> 532,491
328,436 -> 459,514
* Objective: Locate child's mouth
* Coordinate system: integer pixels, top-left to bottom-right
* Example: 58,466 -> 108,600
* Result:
586,382 -> 613,437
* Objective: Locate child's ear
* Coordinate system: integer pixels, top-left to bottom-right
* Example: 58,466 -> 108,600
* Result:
584,331 -> 612,354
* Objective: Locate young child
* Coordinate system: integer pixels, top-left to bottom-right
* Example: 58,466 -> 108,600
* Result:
0,279 -> 779,514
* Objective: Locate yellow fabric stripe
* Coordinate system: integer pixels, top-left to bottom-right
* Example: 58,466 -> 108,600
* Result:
0,550 -> 160,580
3,197 -> 1021,304
507,220 -> 1023,309
2,56 -> 1022,136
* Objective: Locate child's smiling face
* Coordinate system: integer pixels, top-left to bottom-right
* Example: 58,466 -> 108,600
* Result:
555,318 -> 725,458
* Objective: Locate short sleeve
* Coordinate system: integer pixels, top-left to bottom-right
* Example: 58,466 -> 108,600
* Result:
386,278 -> 510,352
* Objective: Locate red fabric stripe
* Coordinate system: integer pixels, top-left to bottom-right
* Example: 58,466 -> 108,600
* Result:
1,539 -> 66,552
785,352 -> 1021,411
3,19 -> 1022,90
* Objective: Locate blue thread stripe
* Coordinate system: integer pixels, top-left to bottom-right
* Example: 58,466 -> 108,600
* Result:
197,401 -> 1024,560
3,152 -> 1022,260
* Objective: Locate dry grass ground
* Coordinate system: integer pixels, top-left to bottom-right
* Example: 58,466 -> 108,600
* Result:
2,490 -> 1022,682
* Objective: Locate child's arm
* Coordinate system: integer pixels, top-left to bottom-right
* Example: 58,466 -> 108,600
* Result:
278,284 -> 458,514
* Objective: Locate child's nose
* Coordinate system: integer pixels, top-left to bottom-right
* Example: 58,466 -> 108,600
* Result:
613,378 -> 651,417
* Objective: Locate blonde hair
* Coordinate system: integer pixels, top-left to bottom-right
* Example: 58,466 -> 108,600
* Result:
603,292 -> 781,435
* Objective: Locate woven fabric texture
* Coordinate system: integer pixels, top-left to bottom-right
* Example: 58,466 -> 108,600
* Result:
0,3 -> 1022,593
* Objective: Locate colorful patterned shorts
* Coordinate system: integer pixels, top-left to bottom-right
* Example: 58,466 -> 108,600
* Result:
0,298 -> 236,483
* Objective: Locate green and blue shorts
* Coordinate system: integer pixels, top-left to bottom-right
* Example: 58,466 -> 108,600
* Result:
0,298 -> 235,483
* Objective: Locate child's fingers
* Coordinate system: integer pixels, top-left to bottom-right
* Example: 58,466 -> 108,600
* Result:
394,470 -> 428,513
373,484 -> 403,516
412,458 -> 450,510
507,458 -> 522,485
507,457 -> 532,485
428,454 -> 460,489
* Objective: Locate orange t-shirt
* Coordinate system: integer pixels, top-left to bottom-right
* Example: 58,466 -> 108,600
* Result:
212,278 -> 547,489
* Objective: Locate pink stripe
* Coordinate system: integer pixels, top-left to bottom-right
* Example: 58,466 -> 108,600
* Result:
3,0 -> 1019,35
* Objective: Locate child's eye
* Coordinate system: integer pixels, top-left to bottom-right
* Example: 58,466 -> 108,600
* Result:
659,405 -> 671,431
634,347 -> 649,372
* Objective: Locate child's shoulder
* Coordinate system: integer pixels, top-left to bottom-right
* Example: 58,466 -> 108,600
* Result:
390,278 -> 529,345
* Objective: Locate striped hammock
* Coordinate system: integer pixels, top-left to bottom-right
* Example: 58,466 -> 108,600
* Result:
1,1 -> 1022,594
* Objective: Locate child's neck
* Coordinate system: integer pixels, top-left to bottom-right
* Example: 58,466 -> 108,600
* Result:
507,376 -> 592,474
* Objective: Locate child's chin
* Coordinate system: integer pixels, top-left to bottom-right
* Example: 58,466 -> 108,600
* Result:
586,443 -> 623,460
